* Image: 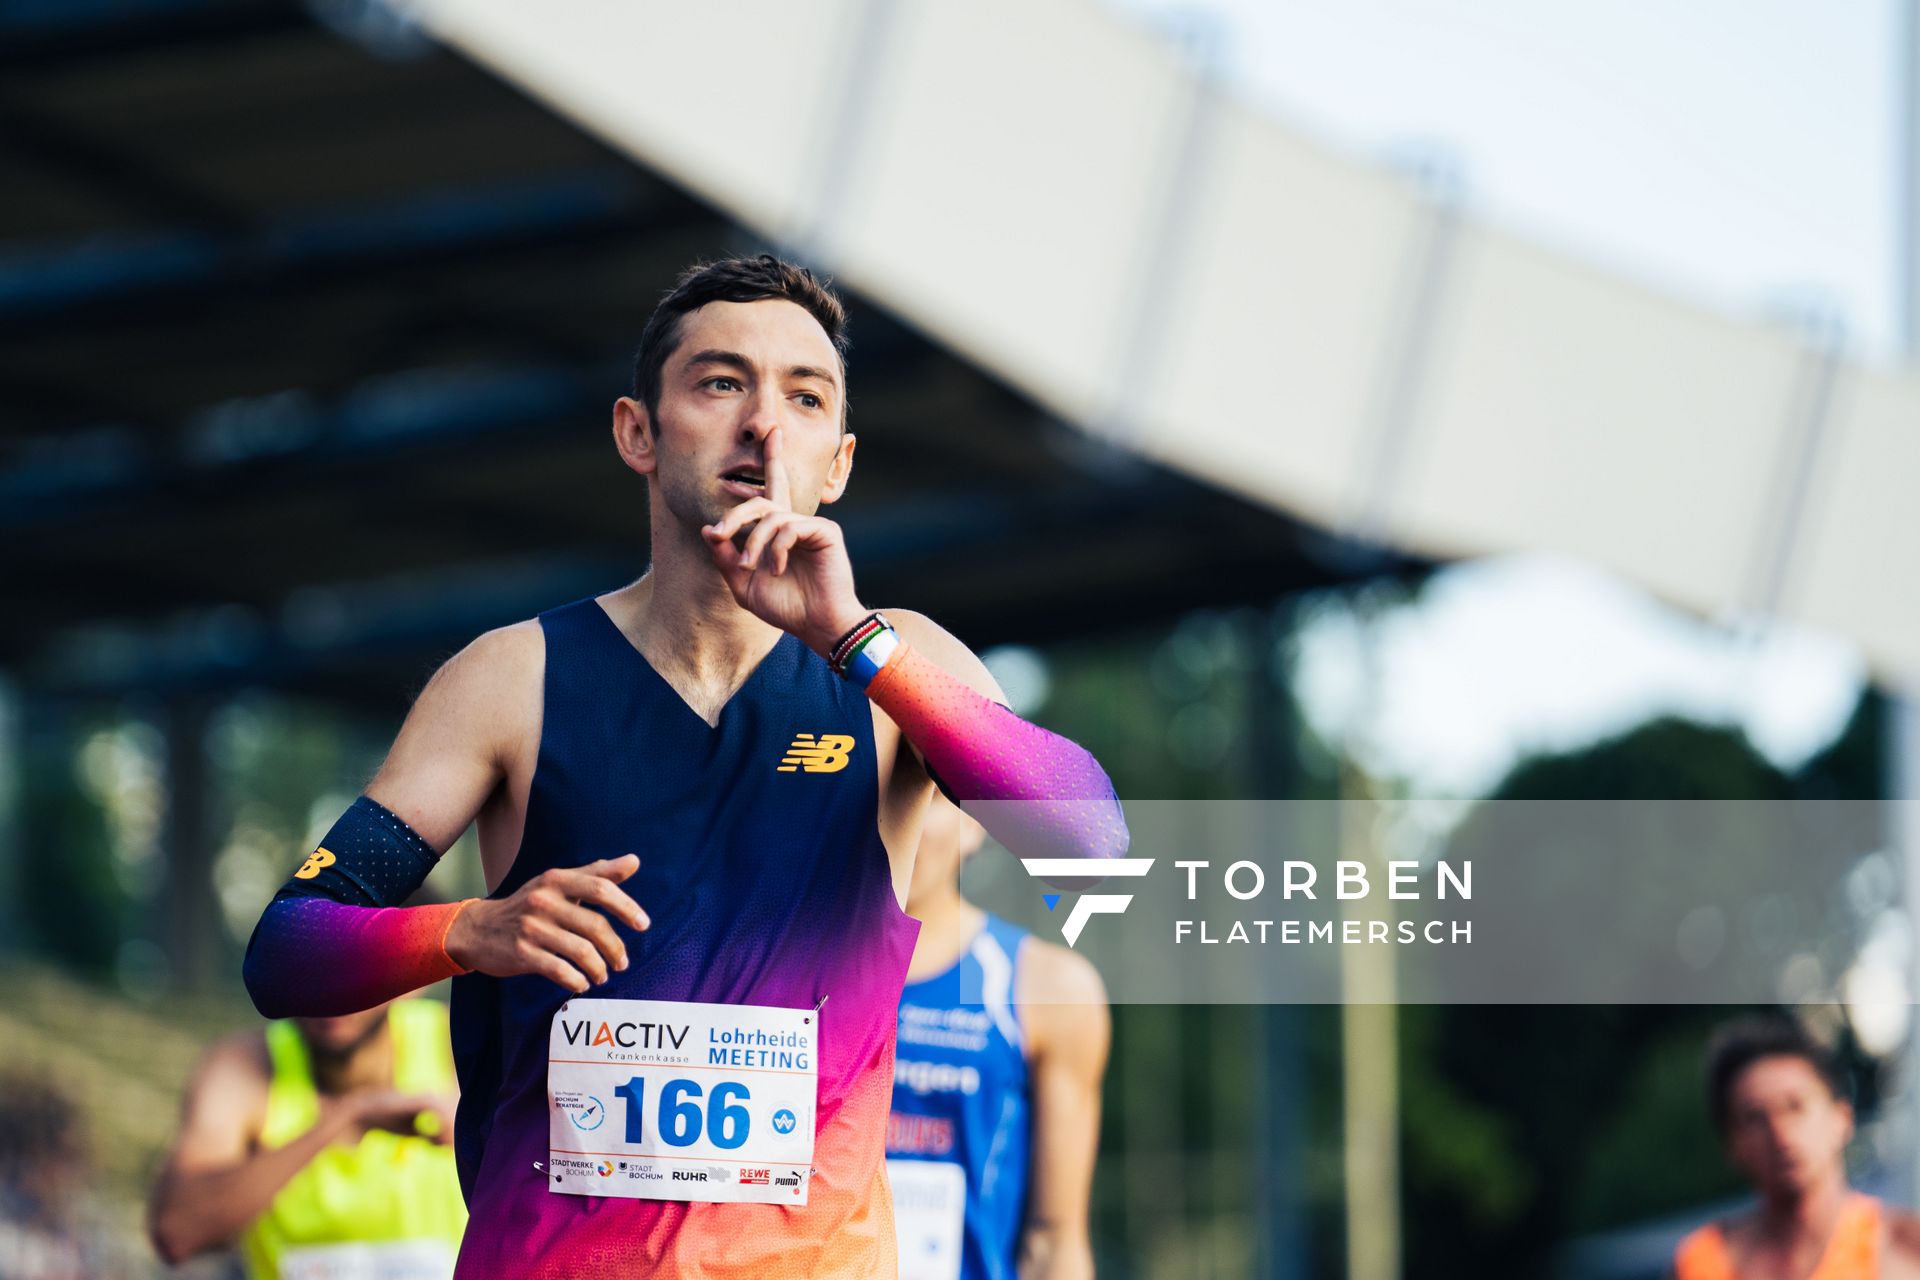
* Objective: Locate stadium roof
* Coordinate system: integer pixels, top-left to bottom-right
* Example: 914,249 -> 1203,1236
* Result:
406,0 -> 1919,693
0,0 -> 1397,710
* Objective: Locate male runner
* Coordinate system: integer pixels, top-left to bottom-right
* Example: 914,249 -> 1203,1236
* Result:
242,254 -> 1127,1278
887,793 -> 1107,1280
1674,1017 -> 1920,1279
148,999 -> 465,1278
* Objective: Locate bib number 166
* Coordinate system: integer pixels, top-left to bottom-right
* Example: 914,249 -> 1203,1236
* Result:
613,1077 -> 751,1150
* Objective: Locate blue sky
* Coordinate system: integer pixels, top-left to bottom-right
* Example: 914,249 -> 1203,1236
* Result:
1100,0 -> 1903,794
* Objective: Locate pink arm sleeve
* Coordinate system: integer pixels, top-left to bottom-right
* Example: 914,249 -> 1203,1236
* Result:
244,898 -> 470,1019
865,642 -> 1128,862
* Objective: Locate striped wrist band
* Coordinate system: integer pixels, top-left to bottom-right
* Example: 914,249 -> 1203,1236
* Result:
828,613 -> 902,687
828,613 -> 886,669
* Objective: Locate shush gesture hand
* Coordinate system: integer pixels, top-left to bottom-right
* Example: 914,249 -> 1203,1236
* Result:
702,425 -> 869,656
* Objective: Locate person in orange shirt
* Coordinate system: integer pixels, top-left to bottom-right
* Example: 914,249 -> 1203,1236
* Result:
1674,1017 -> 1920,1279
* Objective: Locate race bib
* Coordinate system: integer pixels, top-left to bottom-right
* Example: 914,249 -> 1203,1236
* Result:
278,1240 -> 454,1280
547,997 -> 817,1205
886,1159 -> 965,1280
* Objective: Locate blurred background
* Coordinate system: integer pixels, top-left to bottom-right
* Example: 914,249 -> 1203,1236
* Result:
1,0 -> 1915,1275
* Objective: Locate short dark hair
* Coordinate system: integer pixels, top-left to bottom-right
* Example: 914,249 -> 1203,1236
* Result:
630,253 -> 851,429
1705,1016 -> 1847,1133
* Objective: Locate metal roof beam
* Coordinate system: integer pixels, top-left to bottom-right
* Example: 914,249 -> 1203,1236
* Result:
0,359 -> 610,532
0,91 -> 255,233
0,168 -> 665,330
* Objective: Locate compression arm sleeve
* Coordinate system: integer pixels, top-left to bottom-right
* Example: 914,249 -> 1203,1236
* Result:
865,641 -> 1128,863
242,796 -> 472,1019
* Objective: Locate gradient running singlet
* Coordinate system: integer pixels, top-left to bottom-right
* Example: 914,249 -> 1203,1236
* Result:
449,596 -> 920,1278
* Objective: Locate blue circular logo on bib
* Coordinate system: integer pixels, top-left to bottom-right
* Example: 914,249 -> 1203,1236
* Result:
571,1097 -> 606,1131
771,1108 -> 797,1135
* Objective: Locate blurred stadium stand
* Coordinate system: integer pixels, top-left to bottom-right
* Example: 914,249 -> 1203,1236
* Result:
0,0 -> 1400,981
0,0 -> 1388,704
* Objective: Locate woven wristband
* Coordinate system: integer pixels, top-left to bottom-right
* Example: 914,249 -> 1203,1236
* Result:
828,613 -> 887,671
829,613 -> 902,688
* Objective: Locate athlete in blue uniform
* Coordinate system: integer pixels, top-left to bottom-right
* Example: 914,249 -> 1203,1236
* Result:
888,794 -> 1109,1280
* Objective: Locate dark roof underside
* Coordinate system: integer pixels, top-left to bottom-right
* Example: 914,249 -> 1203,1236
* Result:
1,0 -> 1407,710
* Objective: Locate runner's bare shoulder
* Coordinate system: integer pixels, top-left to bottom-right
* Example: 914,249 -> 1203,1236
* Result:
398,620 -> 545,744
1013,939 -> 1109,1073
175,1031 -> 272,1143
202,1028 -> 271,1079
1884,1208 -> 1920,1277
430,620 -> 544,707
1015,937 -> 1108,1009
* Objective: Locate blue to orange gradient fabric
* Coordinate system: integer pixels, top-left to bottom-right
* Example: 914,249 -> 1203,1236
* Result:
443,599 -> 917,1277
243,598 -> 1127,1277
867,641 -> 1129,865
247,897 -> 467,1019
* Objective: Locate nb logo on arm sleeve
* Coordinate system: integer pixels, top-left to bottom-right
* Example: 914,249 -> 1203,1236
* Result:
777,734 -> 855,774
295,847 -> 337,879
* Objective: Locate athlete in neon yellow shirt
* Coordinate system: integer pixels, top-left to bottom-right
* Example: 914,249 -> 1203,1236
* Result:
149,998 -> 466,1279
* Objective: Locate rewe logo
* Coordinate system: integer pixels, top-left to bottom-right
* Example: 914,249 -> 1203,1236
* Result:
1020,858 -> 1156,947
778,734 -> 855,773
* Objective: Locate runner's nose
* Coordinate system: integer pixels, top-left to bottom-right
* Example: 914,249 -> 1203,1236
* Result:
739,386 -> 781,444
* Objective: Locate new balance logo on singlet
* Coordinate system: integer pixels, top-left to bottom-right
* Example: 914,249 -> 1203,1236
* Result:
777,734 -> 856,773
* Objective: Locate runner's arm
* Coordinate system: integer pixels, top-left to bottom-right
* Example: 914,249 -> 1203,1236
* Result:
244,624 -> 647,1017
147,1035 -> 438,1263
872,610 -> 1128,865
1017,943 -> 1110,1280
241,628 -> 521,1017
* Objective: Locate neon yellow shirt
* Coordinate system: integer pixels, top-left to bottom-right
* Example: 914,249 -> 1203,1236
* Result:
238,999 -> 467,1280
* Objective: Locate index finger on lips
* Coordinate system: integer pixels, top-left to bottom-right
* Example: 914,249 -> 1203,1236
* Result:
764,425 -> 791,511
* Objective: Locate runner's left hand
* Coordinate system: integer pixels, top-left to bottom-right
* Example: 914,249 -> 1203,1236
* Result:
702,425 -> 869,655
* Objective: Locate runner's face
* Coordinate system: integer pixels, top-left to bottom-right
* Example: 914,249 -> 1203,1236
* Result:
295,1004 -> 390,1057
1725,1055 -> 1851,1197
643,299 -> 852,531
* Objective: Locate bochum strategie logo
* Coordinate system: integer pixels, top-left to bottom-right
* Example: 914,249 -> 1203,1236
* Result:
1019,858 -> 1156,947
